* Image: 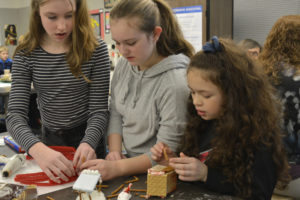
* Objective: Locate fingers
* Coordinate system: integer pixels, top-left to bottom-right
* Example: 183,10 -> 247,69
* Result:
170,161 -> 188,171
87,150 -> 97,160
73,151 -> 81,169
43,157 -> 74,183
170,157 -> 191,165
150,142 -> 166,161
169,153 -> 207,182
30,144 -> 76,183
73,143 -> 96,171
79,159 -> 99,171
105,152 -> 122,161
170,160 -> 195,181
78,159 -> 118,181
60,156 -> 76,177
44,168 -> 61,184
174,163 -> 207,182
73,152 -> 83,172
150,147 -> 162,161
51,165 -> 70,182
180,152 -> 188,158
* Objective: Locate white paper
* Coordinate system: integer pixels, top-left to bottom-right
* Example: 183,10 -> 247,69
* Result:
173,6 -> 203,52
0,159 -> 74,195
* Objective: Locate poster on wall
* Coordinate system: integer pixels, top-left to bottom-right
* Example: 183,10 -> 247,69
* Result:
173,6 -> 202,52
4,24 -> 17,46
104,0 -> 118,9
90,9 -> 105,40
105,11 -> 110,34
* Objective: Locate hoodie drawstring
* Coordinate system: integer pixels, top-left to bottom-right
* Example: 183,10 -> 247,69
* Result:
132,70 -> 145,108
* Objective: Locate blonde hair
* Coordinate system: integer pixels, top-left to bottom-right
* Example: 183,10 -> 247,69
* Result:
18,35 -> 25,44
110,0 -> 194,58
0,46 -> 9,53
14,0 -> 98,81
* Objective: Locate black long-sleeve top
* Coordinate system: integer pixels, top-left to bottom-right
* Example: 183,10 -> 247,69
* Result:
197,123 -> 277,199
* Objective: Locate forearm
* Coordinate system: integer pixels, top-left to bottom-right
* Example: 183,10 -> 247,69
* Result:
82,111 -> 108,149
7,53 -> 37,151
85,41 -> 110,148
6,113 -> 40,152
116,154 -> 152,177
108,133 -> 122,152
28,142 -> 49,158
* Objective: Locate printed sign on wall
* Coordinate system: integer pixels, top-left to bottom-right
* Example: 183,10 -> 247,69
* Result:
173,6 -> 203,52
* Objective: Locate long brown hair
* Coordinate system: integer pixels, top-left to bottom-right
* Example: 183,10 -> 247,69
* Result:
14,0 -> 98,81
181,38 -> 290,198
109,0 -> 194,58
260,15 -> 300,84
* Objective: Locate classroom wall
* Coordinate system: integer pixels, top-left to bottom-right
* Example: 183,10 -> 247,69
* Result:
86,0 -> 114,45
0,0 -> 30,8
234,0 -> 300,46
88,0 -> 300,47
0,0 -> 112,56
0,0 -> 299,57
0,6 -> 30,56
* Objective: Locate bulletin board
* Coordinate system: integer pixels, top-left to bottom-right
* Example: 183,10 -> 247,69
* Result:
165,0 -> 207,47
173,5 -> 203,52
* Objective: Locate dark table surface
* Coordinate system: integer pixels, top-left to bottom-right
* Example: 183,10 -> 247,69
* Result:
0,132 -> 238,200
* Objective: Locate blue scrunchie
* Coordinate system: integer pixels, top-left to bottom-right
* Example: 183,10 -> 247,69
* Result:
202,36 -> 222,53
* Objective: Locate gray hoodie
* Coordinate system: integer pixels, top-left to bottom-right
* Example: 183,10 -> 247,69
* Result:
108,53 -> 190,163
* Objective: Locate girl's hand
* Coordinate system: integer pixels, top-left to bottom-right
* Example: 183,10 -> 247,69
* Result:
105,151 -> 127,161
29,142 -> 75,183
79,159 -> 119,181
73,143 -> 97,172
169,152 -> 208,182
150,142 -> 175,165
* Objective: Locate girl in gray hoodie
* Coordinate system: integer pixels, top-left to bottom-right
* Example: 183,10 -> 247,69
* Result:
80,0 -> 194,180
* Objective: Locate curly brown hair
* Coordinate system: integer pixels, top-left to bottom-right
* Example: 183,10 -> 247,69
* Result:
180,38 -> 290,198
259,15 -> 300,84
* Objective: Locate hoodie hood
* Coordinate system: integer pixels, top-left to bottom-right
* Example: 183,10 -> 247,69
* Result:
116,53 -> 190,108
131,53 -> 190,77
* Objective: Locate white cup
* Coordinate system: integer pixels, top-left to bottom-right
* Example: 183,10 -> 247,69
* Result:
4,69 -> 10,75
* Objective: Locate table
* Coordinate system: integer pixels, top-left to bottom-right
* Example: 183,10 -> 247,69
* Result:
0,82 -> 11,95
0,132 -> 238,200
0,82 -> 12,120
38,175 -> 238,200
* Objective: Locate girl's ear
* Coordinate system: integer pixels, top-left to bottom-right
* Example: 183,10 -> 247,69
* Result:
153,26 -> 162,42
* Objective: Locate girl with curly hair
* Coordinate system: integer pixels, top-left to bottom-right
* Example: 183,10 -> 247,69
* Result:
260,15 -> 300,198
151,37 -> 290,199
